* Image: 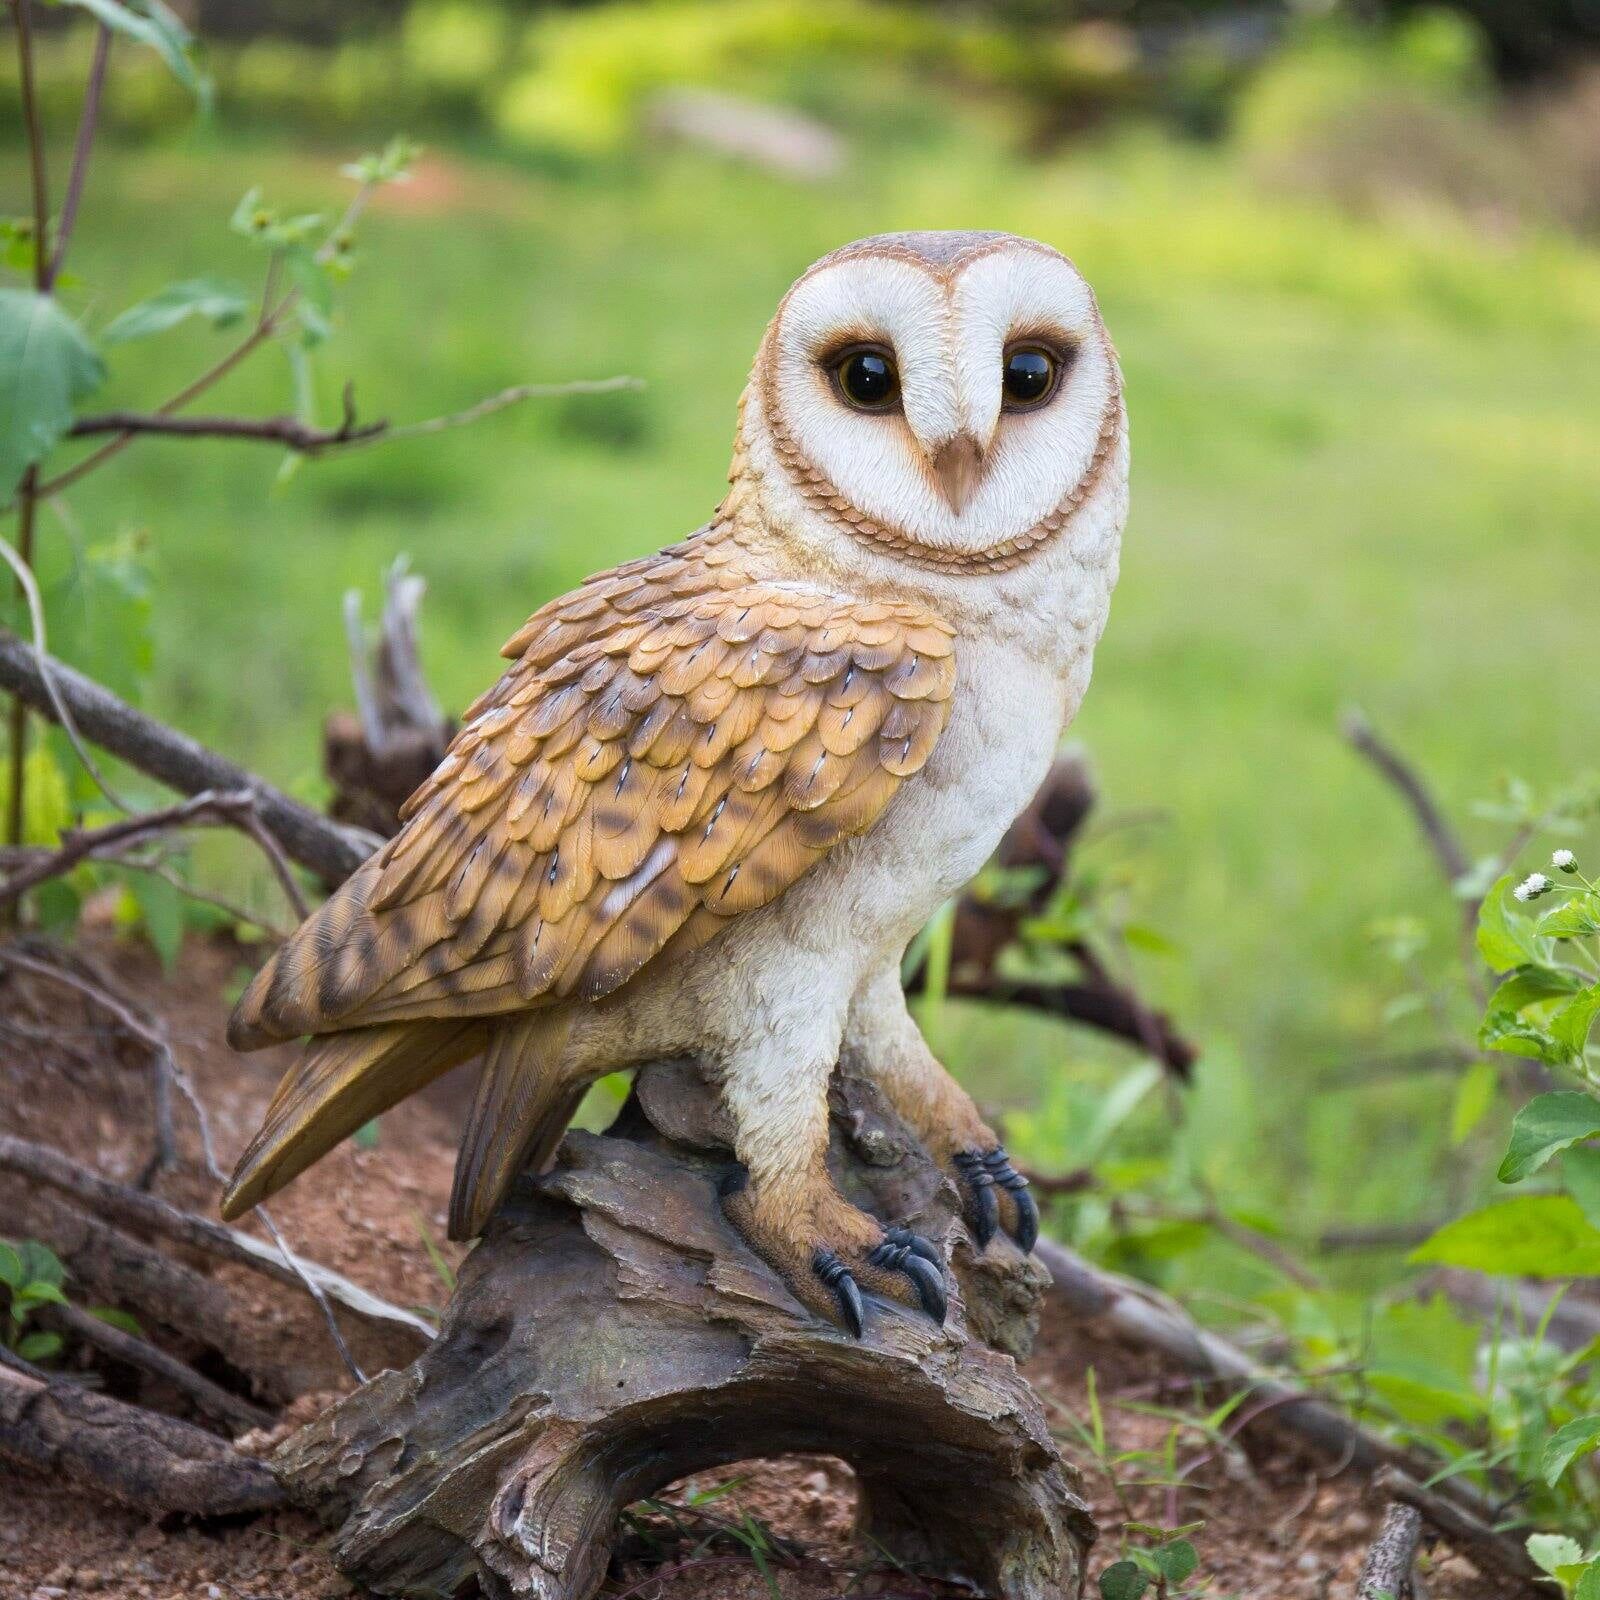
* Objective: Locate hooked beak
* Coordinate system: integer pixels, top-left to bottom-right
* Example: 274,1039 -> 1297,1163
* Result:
927,432 -> 986,515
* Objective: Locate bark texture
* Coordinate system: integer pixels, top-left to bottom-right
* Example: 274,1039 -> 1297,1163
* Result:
274,1059 -> 1095,1600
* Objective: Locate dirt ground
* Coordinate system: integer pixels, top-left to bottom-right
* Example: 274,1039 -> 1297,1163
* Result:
0,937 -> 1503,1600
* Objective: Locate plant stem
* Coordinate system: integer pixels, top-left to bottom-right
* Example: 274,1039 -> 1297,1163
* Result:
46,22 -> 111,291
11,0 -> 50,291
6,1 -> 50,887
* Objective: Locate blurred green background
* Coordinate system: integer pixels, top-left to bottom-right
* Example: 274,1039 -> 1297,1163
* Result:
7,0 -> 1600,1298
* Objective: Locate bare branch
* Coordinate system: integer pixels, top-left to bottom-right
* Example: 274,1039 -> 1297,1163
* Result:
1034,1236 -> 1543,1593
46,22 -> 111,289
67,407 -> 388,452
1342,708 -> 1470,887
0,1131 -> 434,1354
1373,1466 -> 1544,1589
0,630 -> 377,884
11,0 -> 50,292
379,376 -> 644,443
36,1297 -> 273,1432
0,787 -> 303,920
0,1345 -> 287,1516
1357,1501 -> 1422,1600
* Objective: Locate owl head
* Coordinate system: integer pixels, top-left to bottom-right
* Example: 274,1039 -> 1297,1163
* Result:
735,231 -> 1125,576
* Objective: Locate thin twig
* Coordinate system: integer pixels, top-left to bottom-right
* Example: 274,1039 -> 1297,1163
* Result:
1357,1501 -> 1422,1600
0,630 -> 378,884
378,376 -> 644,443
0,531 -> 132,814
11,0 -> 50,291
0,787 -> 301,917
38,1297 -> 273,1431
163,1065 -> 367,1384
2,945 -> 365,1376
1342,709 -> 1470,887
0,1129 -> 434,1352
67,408 -> 389,452
46,22 -> 111,290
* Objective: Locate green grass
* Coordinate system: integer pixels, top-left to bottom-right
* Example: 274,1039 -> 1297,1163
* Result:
13,116 -> 1600,1249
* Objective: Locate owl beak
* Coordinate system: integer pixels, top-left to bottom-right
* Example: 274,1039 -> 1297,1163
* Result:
927,433 -> 986,516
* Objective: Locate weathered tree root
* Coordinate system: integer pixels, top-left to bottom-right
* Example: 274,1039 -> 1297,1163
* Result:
274,1060 -> 1096,1600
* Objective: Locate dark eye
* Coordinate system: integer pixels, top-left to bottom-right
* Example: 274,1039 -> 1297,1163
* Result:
1002,345 -> 1059,409
834,347 -> 899,410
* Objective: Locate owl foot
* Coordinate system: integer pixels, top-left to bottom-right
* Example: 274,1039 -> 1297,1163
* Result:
721,1173 -> 947,1336
952,1146 -> 1039,1254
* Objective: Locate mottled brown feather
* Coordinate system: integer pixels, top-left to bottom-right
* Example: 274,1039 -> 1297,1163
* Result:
228,527 -> 957,1053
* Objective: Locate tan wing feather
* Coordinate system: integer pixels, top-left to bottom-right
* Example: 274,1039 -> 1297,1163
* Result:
229,538 -> 956,1050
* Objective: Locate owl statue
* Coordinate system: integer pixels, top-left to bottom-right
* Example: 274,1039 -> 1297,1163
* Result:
223,230 -> 1127,1336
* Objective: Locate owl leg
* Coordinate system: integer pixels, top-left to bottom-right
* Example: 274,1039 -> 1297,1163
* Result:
716,1035 -> 947,1336
845,965 -> 1038,1254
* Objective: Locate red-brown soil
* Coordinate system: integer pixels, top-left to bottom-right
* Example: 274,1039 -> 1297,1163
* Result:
0,937 -> 1501,1600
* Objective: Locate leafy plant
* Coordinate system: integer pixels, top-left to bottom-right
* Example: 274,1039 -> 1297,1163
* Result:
0,1237 -> 68,1362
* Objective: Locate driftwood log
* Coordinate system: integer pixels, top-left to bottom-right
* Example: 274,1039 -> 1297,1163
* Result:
273,1057 -> 1096,1600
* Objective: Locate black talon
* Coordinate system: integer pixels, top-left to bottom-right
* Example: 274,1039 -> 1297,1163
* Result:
869,1228 -> 949,1322
812,1247 -> 865,1338
982,1147 -> 1040,1253
953,1149 -> 999,1247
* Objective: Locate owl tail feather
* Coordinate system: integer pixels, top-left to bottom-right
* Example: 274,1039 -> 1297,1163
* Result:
220,1018 -> 483,1221
448,1010 -> 576,1242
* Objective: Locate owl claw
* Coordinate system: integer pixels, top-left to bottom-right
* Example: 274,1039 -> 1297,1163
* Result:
955,1146 -> 1037,1254
812,1247 -> 865,1337
869,1226 -> 948,1322
953,1148 -> 1000,1247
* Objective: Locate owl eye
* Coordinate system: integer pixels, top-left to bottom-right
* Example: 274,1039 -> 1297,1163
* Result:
833,347 -> 900,411
1001,345 -> 1060,409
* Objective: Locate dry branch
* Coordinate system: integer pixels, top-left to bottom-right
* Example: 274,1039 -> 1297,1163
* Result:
0,630 -> 376,882
69,406 -> 388,451
1373,1467 -> 1544,1588
1357,1501 -> 1422,1600
1342,709 -> 1471,888
908,751 -> 1198,1077
1035,1237 -> 1547,1596
0,1133 -> 435,1353
36,1297 -> 273,1432
0,1346 -> 285,1517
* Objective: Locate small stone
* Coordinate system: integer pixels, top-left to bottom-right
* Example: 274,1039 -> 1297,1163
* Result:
1295,1552 -> 1321,1574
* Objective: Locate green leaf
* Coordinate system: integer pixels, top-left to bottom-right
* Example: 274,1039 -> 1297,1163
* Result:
0,1242 -> 24,1289
17,1240 -> 64,1289
1486,967 -> 1581,1013
1542,1415 -> 1600,1486
1498,1093 -> 1600,1182
1552,985 -> 1600,1061
1540,896 -> 1600,939
15,1330 -> 62,1363
0,289 -> 104,488
1479,1009 -> 1564,1063
55,0 -> 210,108
1098,1561 -> 1149,1600
353,1118 -> 380,1150
1477,876 -> 1540,969
11,1281 -> 67,1314
1565,1144 -> 1600,1227
101,277 -> 250,345
127,871 -> 185,970
1155,1540 -> 1199,1583
1528,1533 -> 1585,1577
90,1306 -> 143,1336
1578,1560 -> 1600,1600
1450,1058 -> 1498,1145
1411,1196 -> 1600,1277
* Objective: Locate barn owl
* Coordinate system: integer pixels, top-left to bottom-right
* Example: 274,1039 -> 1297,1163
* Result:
223,230 -> 1127,1336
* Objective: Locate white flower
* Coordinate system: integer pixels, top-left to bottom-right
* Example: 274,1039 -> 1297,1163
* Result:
1514,873 -> 1552,901
1553,848 -> 1578,872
